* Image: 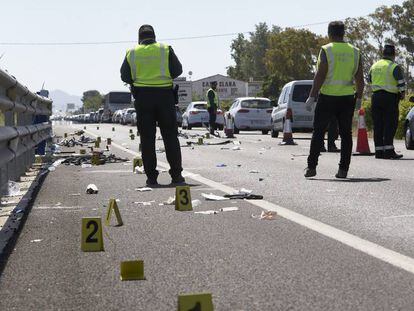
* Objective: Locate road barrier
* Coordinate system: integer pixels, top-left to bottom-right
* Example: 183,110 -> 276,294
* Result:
0,68 -> 52,196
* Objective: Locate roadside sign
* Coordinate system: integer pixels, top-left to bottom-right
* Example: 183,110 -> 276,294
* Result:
178,293 -> 214,311
105,198 -> 123,226
175,186 -> 192,211
81,217 -> 104,252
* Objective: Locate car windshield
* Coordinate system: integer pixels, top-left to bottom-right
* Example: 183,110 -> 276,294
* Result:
193,104 -> 207,110
292,85 -> 312,103
240,100 -> 271,109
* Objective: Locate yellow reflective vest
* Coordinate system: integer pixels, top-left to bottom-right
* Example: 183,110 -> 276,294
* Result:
369,59 -> 399,94
206,88 -> 219,109
126,43 -> 172,88
319,42 -> 360,96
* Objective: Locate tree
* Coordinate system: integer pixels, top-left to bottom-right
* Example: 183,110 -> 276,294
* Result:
81,90 -> 103,112
263,28 -> 326,98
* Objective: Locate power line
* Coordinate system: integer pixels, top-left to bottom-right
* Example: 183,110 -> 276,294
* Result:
0,17 -> 358,46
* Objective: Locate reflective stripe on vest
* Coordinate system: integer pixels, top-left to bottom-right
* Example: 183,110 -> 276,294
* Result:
320,42 -> 359,96
206,88 -> 219,108
127,43 -> 172,88
370,59 -> 399,94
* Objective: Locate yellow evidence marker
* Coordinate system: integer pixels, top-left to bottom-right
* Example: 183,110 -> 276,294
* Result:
105,198 -> 123,226
132,157 -> 143,172
64,133 -> 68,138
198,137 -> 204,145
120,260 -> 145,281
81,217 -> 104,252
178,293 -> 214,311
112,127 -> 115,131
94,140 -> 100,148
97,136 -> 102,144
106,138 -> 112,145
175,186 -> 192,211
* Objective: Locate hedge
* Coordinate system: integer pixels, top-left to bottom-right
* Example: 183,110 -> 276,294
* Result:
362,95 -> 414,139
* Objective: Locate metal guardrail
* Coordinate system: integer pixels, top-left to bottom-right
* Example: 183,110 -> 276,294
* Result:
0,68 -> 52,196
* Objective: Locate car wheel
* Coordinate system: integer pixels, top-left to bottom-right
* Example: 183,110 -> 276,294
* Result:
405,126 -> 414,150
262,130 -> 269,135
271,129 -> 279,138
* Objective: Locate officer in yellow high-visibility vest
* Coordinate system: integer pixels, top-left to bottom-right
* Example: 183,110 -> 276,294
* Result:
304,21 -> 365,179
369,44 -> 406,159
206,81 -> 219,135
120,25 -> 185,186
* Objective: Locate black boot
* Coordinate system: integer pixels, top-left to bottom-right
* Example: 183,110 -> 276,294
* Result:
375,150 -> 384,159
384,150 -> 403,160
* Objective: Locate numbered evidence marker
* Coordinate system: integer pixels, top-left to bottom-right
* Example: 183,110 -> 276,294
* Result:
175,186 -> 192,211
120,260 -> 145,281
178,293 -> 214,311
132,157 -> 143,172
105,198 -> 123,226
81,217 -> 104,252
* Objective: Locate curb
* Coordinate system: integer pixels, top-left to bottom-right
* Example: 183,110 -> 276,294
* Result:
0,168 -> 49,275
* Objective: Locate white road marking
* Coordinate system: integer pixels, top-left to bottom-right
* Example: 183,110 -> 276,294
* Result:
81,170 -> 132,174
34,206 -> 83,210
77,125 -> 414,274
384,215 -> 414,219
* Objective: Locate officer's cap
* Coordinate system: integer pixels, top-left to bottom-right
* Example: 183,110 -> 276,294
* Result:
138,24 -> 156,42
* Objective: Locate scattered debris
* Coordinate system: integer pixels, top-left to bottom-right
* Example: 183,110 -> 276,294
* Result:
232,146 -> 242,151
224,193 -> 263,200
233,141 -> 241,145
7,181 -> 21,196
30,239 -> 42,243
192,199 -> 202,207
216,164 -> 227,168
220,207 -> 239,212
195,210 -> 218,215
48,166 -> 56,172
259,178 -> 264,182
86,184 -> 99,194
235,188 -> 252,195
249,170 -> 259,174
61,153 -> 128,166
159,196 -> 175,206
201,193 -> 229,201
252,211 -> 277,220
134,200 -> 155,206
134,166 -> 145,174
69,193 -> 81,197
135,187 -> 153,192
81,164 -> 92,168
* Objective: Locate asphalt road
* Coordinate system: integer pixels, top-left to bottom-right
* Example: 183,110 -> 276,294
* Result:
0,121 -> 413,310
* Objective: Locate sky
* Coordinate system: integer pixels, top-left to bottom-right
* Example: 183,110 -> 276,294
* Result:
0,0 -> 405,97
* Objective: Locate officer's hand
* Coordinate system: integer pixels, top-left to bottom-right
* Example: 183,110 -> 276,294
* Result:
355,98 -> 362,111
305,97 -> 315,112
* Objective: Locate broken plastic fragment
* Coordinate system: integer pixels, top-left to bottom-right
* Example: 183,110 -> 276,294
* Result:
220,207 -> 239,212
249,170 -> 259,174
252,211 -> 277,220
135,187 -> 153,192
216,164 -> 227,168
201,193 -> 229,201
195,210 -> 218,215
86,184 -> 99,194
134,200 -> 155,206
30,239 -> 42,243
7,181 -> 20,196
192,199 -> 202,207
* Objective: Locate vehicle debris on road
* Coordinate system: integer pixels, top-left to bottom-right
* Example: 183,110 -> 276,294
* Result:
86,184 -> 99,194
251,211 -> 277,220
201,193 -> 229,201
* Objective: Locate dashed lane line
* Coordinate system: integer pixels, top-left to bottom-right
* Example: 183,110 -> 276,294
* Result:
76,125 -> 414,275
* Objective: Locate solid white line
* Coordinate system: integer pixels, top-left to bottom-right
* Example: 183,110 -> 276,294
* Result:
384,214 -> 414,219
77,125 -> 414,274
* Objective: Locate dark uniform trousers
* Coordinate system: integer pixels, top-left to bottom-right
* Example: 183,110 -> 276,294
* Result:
371,90 -> 399,152
208,107 -> 217,133
327,117 -> 339,148
133,88 -> 183,180
308,94 -> 355,171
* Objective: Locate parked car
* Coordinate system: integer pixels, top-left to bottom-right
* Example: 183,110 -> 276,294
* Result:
175,105 -> 183,127
130,111 -> 137,126
112,110 -> 123,123
97,108 -> 104,123
181,102 -> 224,130
121,108 -> 136,125
225,97 -> 272,134
405,96 -> 414,150
88,112 -> 96,123
271,80 -> 314,138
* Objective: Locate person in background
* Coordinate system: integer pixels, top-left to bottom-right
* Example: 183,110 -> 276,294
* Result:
368,44 -> 406,159
206,81 -> 219,135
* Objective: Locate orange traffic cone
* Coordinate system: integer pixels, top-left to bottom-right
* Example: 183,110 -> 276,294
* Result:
354,108 -> 374,155
279,109 -> 297,145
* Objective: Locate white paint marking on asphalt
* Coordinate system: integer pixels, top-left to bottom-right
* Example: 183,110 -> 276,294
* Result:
78,125 -> 414,275
81,170 -> 132,174
34,206 -> 83,210
384,214 -> 414,219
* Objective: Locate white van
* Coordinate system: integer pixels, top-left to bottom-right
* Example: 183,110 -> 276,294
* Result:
270,80 -> 314,138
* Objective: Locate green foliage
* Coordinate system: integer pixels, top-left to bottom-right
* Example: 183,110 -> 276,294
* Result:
396,97 -> 414,139
361,95 -> 414,139
219,100 -> 232,112
81,90 -> 103,112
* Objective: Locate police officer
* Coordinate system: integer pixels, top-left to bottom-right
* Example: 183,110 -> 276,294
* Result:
305,21 -> 365,178
206,81 -> 219,135
369,44 -> 406,159
120,25 -> 185,186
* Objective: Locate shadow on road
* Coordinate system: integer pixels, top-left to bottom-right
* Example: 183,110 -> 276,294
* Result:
309,177 -> 391,183
151,183 -> 201,189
